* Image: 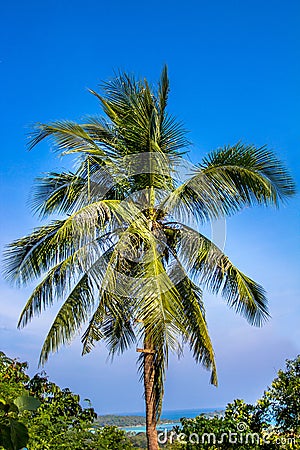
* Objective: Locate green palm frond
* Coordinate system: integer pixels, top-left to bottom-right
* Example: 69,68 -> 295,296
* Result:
133,240 -> 186,344
168,261 -> 217,385
31,171 -> 86,217
91,82 -> 155,152
3,221 -> 66,285
91,68 -> 188,156
81,291 -> 134,358
17,240 -> 111,329
31,155 -> 133,218
161,172 -> 225,223
133,242 -> 188,418
101,297 -> 136,358
162,143 -> 295,224
200,143 -> 296,207
158,65 -> 169,122
146,230 -> 217,385
39,274 -> 95,366
82,217 -> 160,356
177,224 -> 269,326
28,120 -> 111,157
97,71 -> 138,118
52,200 -> 112,243
18,257 -> 80,329
159,114 -> 189,154
81,116 -> 120,156
81,301 -> 106,355
3,200 -> 137,287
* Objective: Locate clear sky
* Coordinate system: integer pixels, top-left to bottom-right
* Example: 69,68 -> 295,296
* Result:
0,0 -> 299,414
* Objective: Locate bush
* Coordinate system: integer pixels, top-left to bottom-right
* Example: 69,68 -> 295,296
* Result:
0,351 -> 134,450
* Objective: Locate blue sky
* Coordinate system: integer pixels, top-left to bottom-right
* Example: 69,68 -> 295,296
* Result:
0,0 -> 299,414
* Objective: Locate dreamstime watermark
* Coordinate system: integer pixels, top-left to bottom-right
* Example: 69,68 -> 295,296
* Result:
157,422 -> 298,446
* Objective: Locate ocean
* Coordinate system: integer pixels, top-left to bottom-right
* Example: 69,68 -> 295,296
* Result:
121,408 -> 223,433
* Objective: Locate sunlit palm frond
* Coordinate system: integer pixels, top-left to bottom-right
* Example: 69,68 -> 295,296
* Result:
134,241 -> 186,343
150,231 -> 217,385
90,78 -> 155,152
161,172 -> 225,224
82,215 -> 157,356
81,299 -> 106,355
39,274 -> 95,366
158,65 -> 189,154
160,113 -> 189,155
98,71 -> 138,119
31,171 -> 86,217
168,260 -> 217,385
101,298 -> 136,358
31,155 -> 132,219
81,267 -> 136,357
177,224 -> 269,326
200,143 -> 296,207
91,67 -> 188,158
132,240 -> 188,418
158,65 -> 169,123
162,143 -> 295,224
18,258 -> 79,329
28,121 -> 107,155
3,221 -> 66,285
81,116 -> 120,157
17,239 -> 110,329
81,288 -> 135,359
3,200 -> 129,288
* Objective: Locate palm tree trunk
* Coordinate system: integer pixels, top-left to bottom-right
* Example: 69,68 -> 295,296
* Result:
143,338 -> 159,450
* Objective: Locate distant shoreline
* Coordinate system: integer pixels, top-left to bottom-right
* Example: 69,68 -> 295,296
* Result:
95,408 -> 225,430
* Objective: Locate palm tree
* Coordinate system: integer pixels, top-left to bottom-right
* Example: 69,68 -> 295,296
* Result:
3,67 -> 295,450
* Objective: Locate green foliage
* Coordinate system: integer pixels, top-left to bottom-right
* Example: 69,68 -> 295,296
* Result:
172,412 -> 260,450
97,414 -> 147,427
259,355 -> 300,435
25,422 -> 133,450
91,426 -> 134,450
0,351 -> 134,449
22,372 -> 97,449
13,395 -> 41,413
0,352 -> 29,401
0,353 -> 41,450
224,399 -> 265,433
0,401 -> 29,450
164,359 -> 300,450
0,396 -> 41,450
165,413 -> 256,449
128,431 -> 148,448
